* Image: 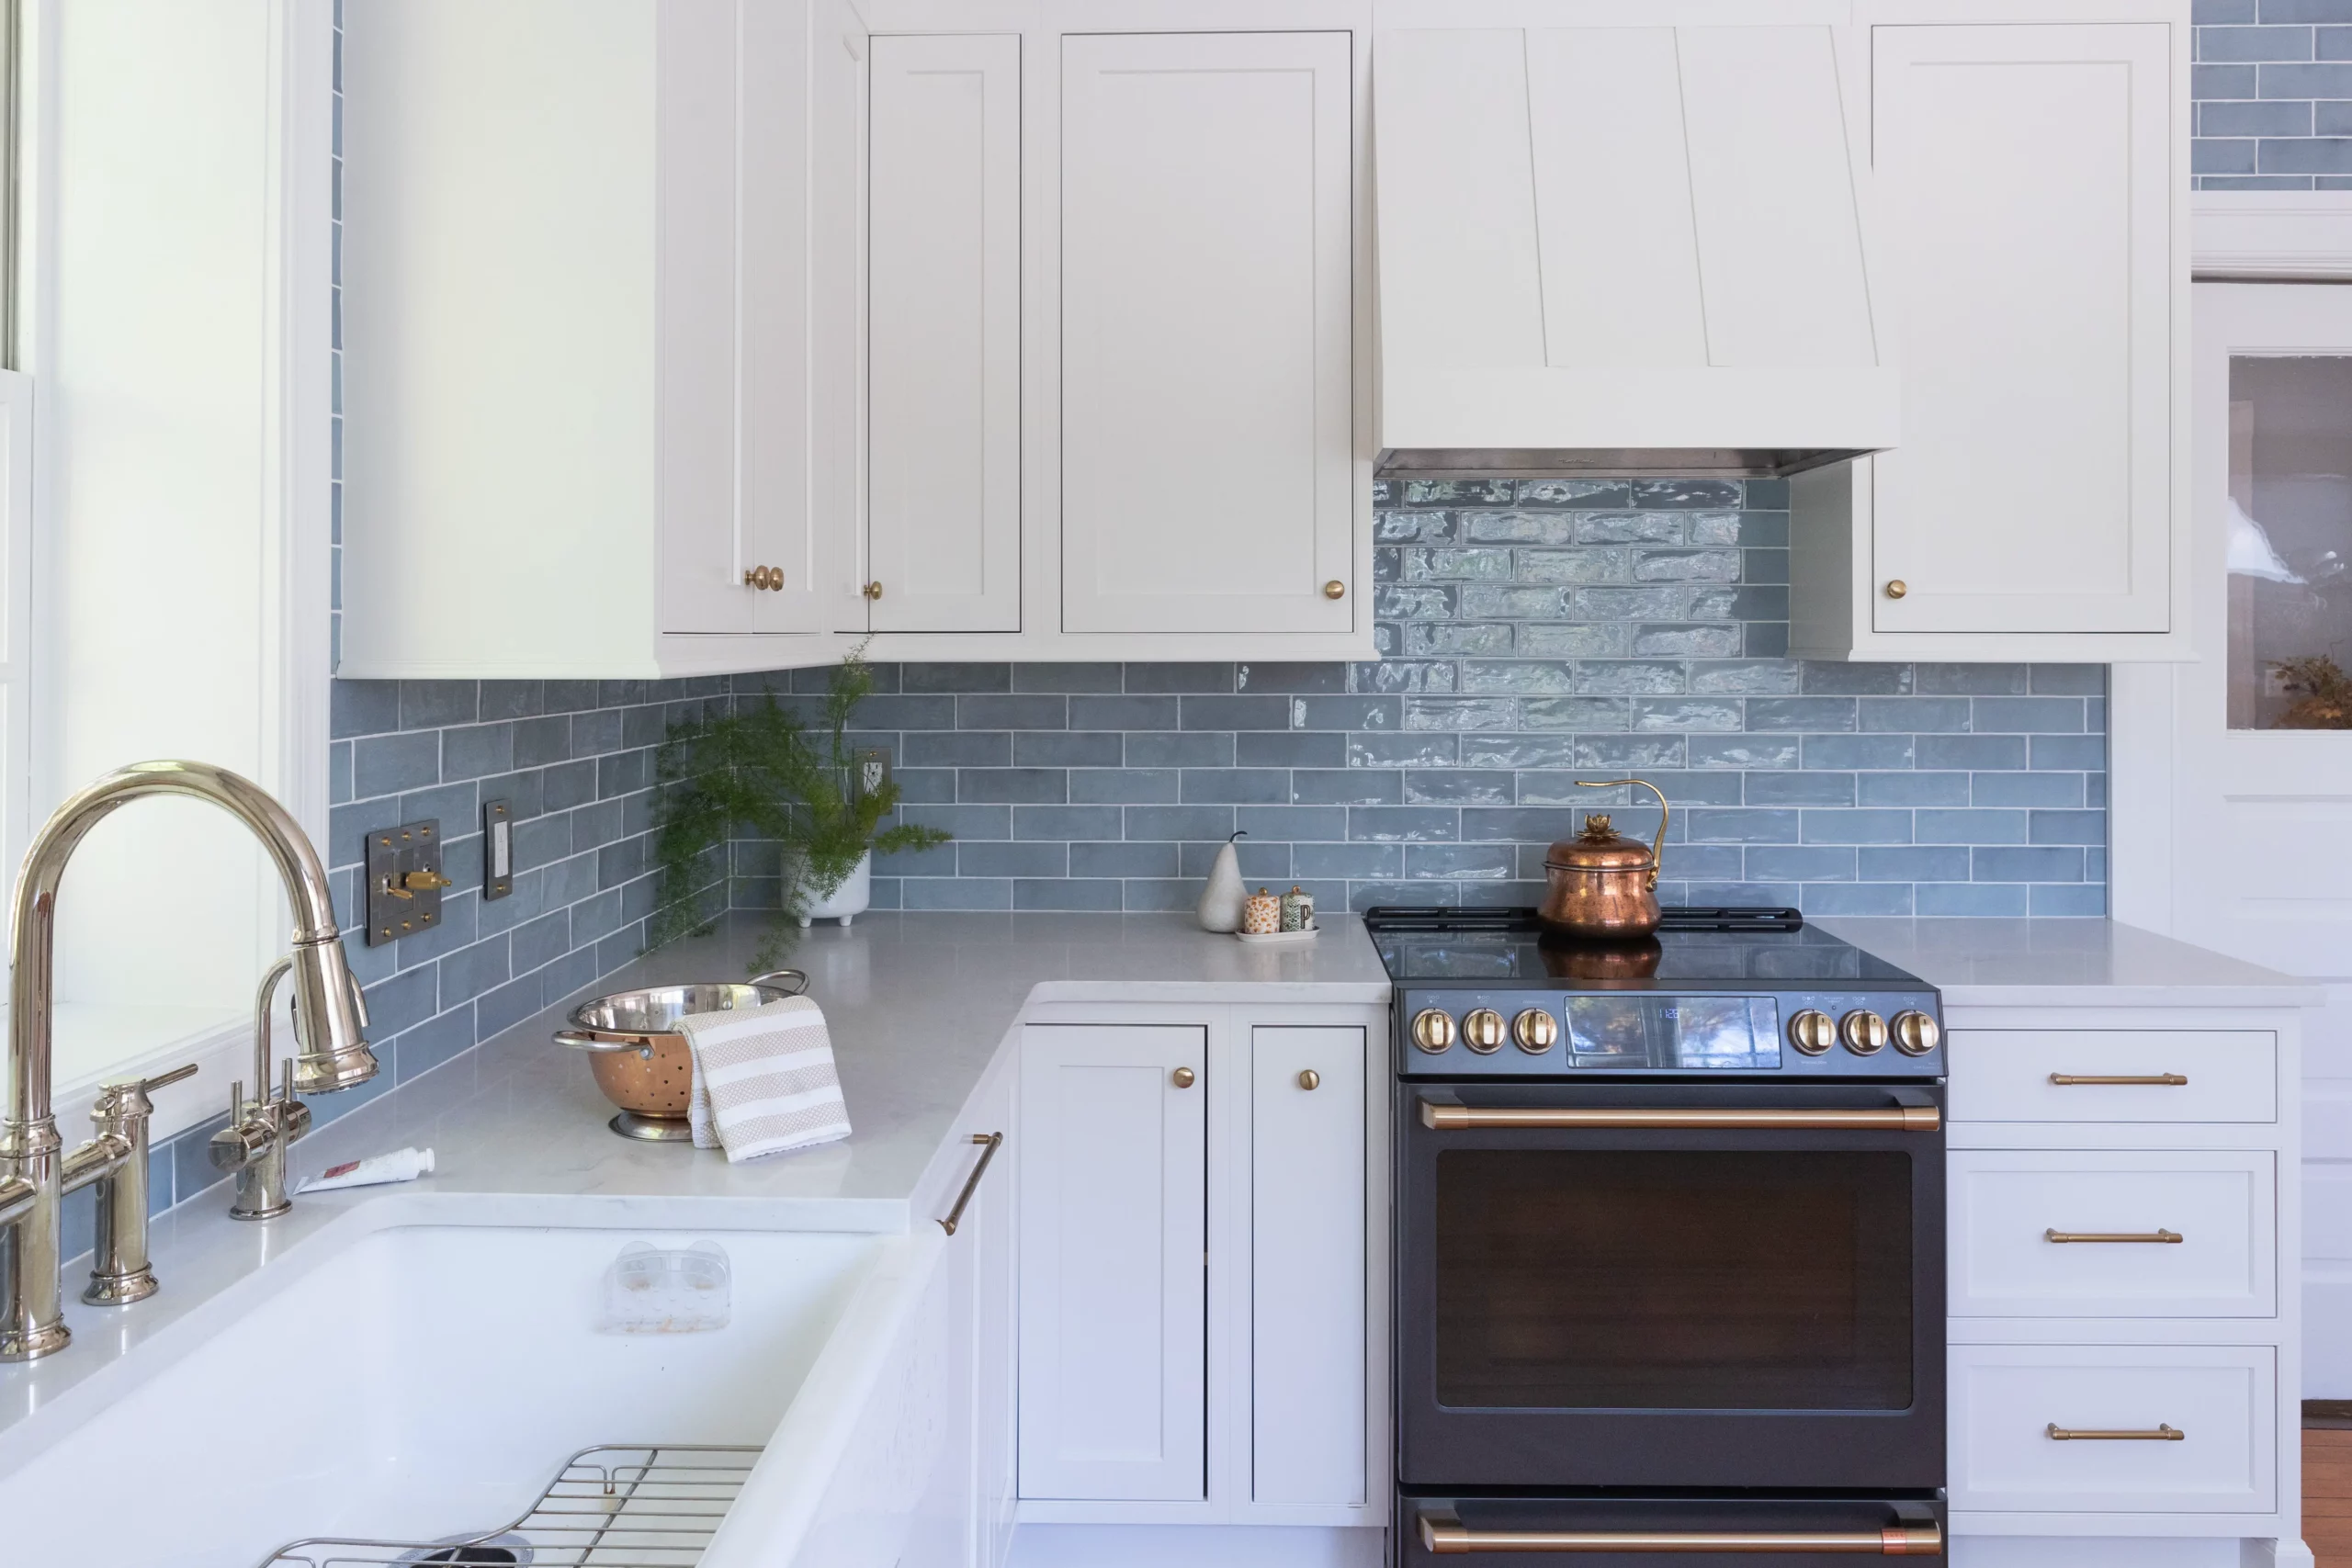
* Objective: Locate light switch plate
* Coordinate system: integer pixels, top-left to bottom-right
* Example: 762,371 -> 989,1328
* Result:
482,798 -> 514,901
364,818 -> 447,945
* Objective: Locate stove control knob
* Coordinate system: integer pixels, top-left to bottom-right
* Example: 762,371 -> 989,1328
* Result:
1411,1009 -> 1457,1054
1788,1010 -> 1837,1055
1841,1009 -> 1889,1055
1513,1009 -> 1559,1054
1463,1009 -> 1506,1055
1891,1010 -> 1941,1056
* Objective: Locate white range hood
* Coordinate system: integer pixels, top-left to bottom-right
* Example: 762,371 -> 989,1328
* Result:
1374,22 -> 1899,479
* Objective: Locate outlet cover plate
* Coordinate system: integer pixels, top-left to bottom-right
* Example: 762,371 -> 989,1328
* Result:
364,818 -> 447,946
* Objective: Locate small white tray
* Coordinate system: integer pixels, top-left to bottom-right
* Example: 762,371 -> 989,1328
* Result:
1236,922 -> 1319,946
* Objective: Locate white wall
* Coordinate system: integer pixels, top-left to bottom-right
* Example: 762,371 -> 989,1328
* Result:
18,0 -> 331,1109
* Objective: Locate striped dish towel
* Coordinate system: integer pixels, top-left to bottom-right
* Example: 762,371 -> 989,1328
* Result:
677,995 -> 853,1162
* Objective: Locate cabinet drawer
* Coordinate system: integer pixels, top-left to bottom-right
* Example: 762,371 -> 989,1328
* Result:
1950,1151 -> 2275,1318
1949,1032 -> 2276,1124
1951,1344 -> 2275,1514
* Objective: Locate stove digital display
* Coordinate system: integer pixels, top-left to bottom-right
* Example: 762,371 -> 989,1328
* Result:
1566,995 -> 1782,1069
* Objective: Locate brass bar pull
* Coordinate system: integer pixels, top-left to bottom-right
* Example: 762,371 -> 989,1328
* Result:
1420,1102 -> 1939,1133
2046,1228 -> 2182,1245
2047,1424 -> 2184,1441
939,1132 -> 1002,1237
1417,1514 -> 1943,1555
2049,1073 -> 2188,1087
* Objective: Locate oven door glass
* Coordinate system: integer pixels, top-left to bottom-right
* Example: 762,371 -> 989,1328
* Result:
1434,1147 -> 1913,1411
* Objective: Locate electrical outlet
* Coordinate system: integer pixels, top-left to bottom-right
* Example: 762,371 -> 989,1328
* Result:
364,818 -> 452,945
854,749 -> 891,801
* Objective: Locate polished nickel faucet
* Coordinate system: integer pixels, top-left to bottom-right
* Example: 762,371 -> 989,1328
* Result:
208,954 -> 316,1220
0,761 -> 378,1360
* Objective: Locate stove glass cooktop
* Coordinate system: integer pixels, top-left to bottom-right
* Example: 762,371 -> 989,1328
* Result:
1365,907 -> 1930,991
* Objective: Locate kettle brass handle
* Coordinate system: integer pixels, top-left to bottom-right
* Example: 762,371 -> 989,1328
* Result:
1576,778 -> 1668,891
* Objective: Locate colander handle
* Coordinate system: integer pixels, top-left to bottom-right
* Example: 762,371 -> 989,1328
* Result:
751,969 -> 810,997
553,1030 -> 654,1060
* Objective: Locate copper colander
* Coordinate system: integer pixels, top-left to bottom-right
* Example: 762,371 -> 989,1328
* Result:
553,970 -> 808,1141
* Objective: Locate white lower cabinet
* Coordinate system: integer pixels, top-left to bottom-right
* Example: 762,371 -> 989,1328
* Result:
1250,1027 -> 1366,1508
1945,1006 -> 2303,1563
1014,1010 -> 1383,1531
1951,1344 -> 2276,1517
1950,1150 -> 2275,1320
1017,1024 -> 1209,1503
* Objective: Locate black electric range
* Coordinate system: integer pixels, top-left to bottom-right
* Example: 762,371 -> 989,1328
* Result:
1365,905 -> 1945,1080
1371,906 -> 1950,1555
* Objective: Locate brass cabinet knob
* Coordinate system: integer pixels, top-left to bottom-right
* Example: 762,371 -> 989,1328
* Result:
1171,1066 -> 1196,1089
1512,1009 -> 1558,1054
1884,580 -> 1907,599
1841,1010 -> 1888,1055
863,581 -> 884,601
1298,1069 -> 1320,1091
742,565 -> 784,591
1462,1008 -> 1506,1055
1891,1010 -> 1941,1055
1410,1008 -> 1456,1054
1788,1009 -> 1837,1055
1324,580 -> 1345,600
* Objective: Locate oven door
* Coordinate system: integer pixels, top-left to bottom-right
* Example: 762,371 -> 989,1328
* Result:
1397,1078 -> 1944,1491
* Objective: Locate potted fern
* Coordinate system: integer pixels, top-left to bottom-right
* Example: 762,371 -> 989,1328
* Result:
649,646 -> 947,970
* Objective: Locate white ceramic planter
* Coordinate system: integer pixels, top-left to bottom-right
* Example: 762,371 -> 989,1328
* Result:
797,850 -> 872,928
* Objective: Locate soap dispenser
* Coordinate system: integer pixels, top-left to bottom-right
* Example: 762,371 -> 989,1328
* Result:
1196,830 -> 1248,931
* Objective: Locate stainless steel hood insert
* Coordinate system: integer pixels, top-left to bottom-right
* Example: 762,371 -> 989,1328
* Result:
1374,24 -> 1898,479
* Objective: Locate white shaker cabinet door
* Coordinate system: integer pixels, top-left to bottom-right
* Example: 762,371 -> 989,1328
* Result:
1868,23 -> 2173,636
658,0 -> 828,638
1058,31 -> 1354,636
1250,1026 -> 1367,1508
1017,1025 -> 1208,1502
868,33 -> 1022,633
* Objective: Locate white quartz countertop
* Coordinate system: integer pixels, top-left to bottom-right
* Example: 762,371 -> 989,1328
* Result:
1812,917 -> 2325,1009
275,909 -> 1390,1224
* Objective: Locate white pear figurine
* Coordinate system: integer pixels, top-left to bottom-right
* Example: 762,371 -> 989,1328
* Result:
1197,830 -> 1249,932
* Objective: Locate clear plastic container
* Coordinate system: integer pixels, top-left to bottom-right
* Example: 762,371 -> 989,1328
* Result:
598,1240 -> 731,1334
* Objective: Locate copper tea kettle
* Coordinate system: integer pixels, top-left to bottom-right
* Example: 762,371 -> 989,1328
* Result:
1537,778 -> 1669,940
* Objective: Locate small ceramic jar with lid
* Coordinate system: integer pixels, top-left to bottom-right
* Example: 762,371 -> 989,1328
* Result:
1242,887 -> 1283,935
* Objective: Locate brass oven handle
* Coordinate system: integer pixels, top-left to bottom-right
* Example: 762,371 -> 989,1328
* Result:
1420,1102 -> 1939,1133
1575,778 -> 1668,891
1418,1513 -> 1943,1555
939,1132 -> 1003,1237
2046,1228 -> 2181,1244
2047,1424 -> 2184,1441
2050,1073 -> 2187,1087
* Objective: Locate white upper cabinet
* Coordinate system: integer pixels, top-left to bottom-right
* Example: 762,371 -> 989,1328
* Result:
1792,7 -> 2190,662
342,0 -> 859,679
1058,31 -> 1356,637
865,33 -> 1023,634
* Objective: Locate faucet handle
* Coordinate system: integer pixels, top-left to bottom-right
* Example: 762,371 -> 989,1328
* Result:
138,1062 -> 198,1098
91,1062 -> 197,1122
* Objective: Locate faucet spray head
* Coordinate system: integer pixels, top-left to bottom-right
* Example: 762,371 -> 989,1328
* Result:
286,935 -> 377,1094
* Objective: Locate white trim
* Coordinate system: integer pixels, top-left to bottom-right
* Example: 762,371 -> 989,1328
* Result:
2193,191 -> 2352,282
274,0 -> 334,854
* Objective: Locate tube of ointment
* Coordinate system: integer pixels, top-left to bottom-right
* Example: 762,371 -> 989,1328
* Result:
297,1146 -> 435,1194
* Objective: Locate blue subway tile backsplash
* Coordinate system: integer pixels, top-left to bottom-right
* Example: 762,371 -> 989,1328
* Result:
2195,10 -> 2352,183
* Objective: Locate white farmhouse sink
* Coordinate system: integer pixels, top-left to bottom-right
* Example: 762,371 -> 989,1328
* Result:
0,1216 -> 946,1568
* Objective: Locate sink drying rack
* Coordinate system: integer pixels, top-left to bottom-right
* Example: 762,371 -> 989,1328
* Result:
254,1443 -> 761,1568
